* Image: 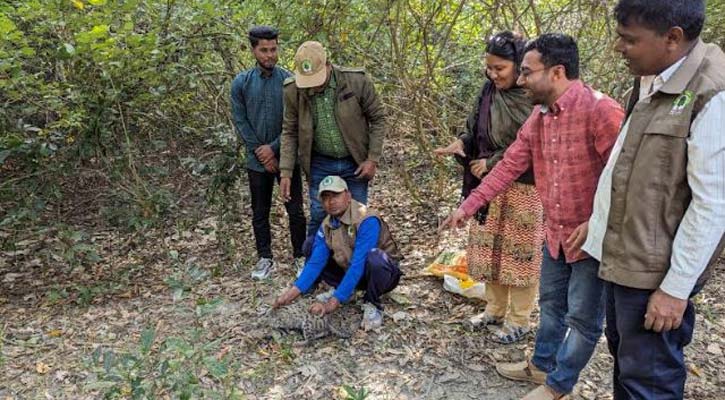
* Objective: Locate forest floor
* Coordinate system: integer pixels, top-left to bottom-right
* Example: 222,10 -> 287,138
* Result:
1,138 -> 724,400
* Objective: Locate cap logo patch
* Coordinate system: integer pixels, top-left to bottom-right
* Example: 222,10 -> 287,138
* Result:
301,59 -> 313,73
322,176 -> 334,187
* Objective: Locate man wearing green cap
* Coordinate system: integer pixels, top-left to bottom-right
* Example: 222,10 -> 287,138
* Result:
278,41 -> 387,255
273,175 -> 402,331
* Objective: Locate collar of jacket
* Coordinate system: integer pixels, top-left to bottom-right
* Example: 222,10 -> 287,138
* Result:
659,39 -> 705,95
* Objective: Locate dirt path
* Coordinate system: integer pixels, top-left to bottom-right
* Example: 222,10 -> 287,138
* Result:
1,152 -> 724,399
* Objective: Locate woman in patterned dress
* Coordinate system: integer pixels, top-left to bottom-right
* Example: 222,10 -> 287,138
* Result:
434,32 -> 544,343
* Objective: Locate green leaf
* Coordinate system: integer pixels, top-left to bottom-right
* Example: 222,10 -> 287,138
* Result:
19,47 -> 35,56
203,356 -> 228,379
103,350 -> 115,373
195,297 -> 223,317
139,326 -> 155,355
0,150 -> 11,165
0,14 -> 18,37
90,24 -> 109,36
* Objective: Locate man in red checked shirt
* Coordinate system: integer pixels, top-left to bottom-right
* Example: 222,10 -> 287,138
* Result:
440,34 -> 624,400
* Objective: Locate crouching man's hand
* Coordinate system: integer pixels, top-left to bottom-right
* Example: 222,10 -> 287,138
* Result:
272,286 -> 301,309
309,297 -> 340,316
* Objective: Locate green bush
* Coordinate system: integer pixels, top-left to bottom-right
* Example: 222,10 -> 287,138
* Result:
87,306 -> 243,399
3,0 -> 725,233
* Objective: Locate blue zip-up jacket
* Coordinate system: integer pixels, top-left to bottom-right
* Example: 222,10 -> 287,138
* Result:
294,217 -> 381,302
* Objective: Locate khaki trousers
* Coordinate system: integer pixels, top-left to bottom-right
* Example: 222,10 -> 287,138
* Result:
484,282 -> 537,327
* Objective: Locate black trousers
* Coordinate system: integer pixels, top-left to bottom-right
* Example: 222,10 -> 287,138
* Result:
247,166 -> 306,259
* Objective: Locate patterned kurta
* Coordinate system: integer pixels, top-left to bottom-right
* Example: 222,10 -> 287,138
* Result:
467,182 -> 544,287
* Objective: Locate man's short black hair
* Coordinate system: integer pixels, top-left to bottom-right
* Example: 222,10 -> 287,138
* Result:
248,26 -> 279,48
523,33 -> 579,80
615,0 -> 705,41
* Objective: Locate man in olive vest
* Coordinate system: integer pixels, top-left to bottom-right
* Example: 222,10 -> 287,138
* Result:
576,1 -> 725,398
278,41 -> 386,253
273,175 -> 402,331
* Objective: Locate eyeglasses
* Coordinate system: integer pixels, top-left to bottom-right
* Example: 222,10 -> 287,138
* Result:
519,67 -> 549,80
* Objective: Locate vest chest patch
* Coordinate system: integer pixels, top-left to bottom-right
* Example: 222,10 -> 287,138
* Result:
670,90 -> 694,115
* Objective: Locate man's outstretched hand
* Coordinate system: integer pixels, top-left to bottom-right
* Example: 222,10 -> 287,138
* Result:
437,209 -> 468,233
272,286 -> 301,309
309,297 -> 340,316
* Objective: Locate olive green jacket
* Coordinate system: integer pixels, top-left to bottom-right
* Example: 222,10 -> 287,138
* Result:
279,65 -> 386,179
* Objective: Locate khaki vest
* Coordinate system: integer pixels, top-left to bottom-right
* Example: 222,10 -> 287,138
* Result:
321,199 -> 402,269
599,39 -> 725,290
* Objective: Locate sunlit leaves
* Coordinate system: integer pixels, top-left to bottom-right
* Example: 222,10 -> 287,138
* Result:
75,24 -> 109,44
0,14 -> 22,41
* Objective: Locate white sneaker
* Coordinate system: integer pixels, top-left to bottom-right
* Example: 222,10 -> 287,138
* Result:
293,257 -> 305,278
251,258 -> 275,280
315,288 -> 335,303
361,302 -> 383,331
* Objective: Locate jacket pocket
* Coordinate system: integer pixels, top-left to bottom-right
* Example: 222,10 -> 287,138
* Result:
337,93 -> 362,119
339,91 -> 356,101
640,121 -> 689,263
643,121 -> 690,138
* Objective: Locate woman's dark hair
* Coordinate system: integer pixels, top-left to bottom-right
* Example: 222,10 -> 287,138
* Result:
615,0 -> 704,41
486,31 -> 527,68
248,26 -> 279,48
523,33 -> 579,80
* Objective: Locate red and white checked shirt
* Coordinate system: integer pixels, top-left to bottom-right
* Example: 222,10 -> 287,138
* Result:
460,80 -> 624,263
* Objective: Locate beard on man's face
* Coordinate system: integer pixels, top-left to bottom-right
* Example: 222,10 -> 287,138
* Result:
524,88 -> 547,106
258,58 -> 276,70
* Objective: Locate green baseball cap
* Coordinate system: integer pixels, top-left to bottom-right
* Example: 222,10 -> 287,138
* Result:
317,175 -> 348,199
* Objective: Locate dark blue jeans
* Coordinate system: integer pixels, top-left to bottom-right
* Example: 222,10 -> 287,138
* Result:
604,281 -> 698,400
316,248 -> 402,309
307,154 -> 369,236
531,246 -> 605,394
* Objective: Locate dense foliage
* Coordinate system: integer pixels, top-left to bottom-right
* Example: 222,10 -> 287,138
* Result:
2,0 -> 725,231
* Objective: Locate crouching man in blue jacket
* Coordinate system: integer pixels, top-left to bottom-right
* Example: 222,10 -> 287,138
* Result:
273,175 -> 403,330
